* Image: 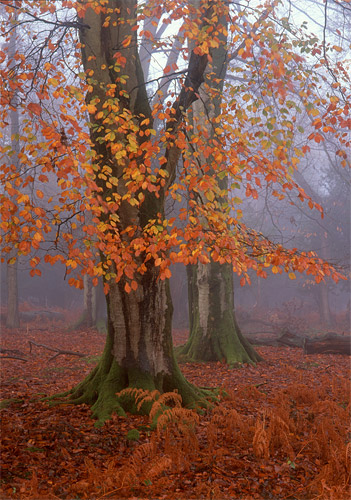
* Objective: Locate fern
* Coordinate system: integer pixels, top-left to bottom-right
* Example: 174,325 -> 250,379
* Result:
156,406 -> 199,431
253,417 -> 269,460
149,391 -> 182,422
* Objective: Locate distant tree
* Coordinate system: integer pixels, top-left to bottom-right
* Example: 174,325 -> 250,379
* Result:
4,5 -> 19,328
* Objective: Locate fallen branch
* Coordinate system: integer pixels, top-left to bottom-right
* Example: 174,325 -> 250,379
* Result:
28,340 -> 87,361
303,333 -> 351,355
1,355 -> 28,361
0,348 -> 28,361
276,331 -> 305,348
0,347 -> 26,356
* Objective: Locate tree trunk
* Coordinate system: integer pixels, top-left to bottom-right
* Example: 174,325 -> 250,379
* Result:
180,0 -> 260,365
178,262 -> 261,364
69,267 -> 210,421
304,333 -> 350,355
6,255 -> 19,328
318,281 -> 333,327
83,274 -> 94,327
6,12 -> 19,329
66,0 -> 216,421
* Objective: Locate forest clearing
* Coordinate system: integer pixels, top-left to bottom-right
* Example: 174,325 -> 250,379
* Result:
1,324 -> 350,500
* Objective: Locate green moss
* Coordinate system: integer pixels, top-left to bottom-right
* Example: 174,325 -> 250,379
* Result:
126,429 -> 140,441
178,262 -> 262,365
83,355 -> 101,365
96,319 -> 107,334
0,398 -> 23,409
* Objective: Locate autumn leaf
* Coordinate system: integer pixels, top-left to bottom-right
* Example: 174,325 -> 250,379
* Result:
27,102 -> 42,116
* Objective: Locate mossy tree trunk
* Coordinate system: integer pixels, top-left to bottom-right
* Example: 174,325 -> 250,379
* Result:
178,0 -> 261,365
66,0 -> 217,420
70,267 -> 208,422
178,262 -> 261,364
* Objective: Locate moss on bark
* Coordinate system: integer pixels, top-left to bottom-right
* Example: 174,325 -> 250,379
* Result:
62,301 -> 215,424
177,262 -> 262,365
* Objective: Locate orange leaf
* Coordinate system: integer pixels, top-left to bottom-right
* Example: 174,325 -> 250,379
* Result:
27,102 -> 42,116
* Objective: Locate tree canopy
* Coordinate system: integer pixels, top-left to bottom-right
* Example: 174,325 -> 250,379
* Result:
1,0 -> 349,290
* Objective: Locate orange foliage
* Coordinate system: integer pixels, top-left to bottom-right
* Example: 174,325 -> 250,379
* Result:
0,0 -> 349,291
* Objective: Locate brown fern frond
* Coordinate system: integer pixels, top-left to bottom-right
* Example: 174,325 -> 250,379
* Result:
312,417 -> 345,461
309,443 -> 351,499
253,417 -> 270,460
267,412 -> 294,456
156,407 -> 199,432
207,406 -> 250,449
135,389 -> 161,411
346,442 -> 351,470
116,387 -> 148,401
130,442 -> 157,468
116,387 -> 162,412
285,383 -> 318,405
149,391 -> 182,421
142,455 -> 173,479
84,457 -> 101,486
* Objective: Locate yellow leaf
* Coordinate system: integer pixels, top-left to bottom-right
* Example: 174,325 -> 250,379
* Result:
288,272 -> 296,280
48,78 -> 59,87
205,190 -> 215,202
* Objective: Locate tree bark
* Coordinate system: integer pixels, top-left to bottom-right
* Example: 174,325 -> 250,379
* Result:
70,267 -> 209,421
6,255 -> 19,328
178,262 -> 261,364
179,0 -> 260,365
6,10 -> 19,329
66,0 -> 217,421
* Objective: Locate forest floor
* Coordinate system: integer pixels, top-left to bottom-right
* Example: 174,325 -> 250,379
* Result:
0,325 -> 350,500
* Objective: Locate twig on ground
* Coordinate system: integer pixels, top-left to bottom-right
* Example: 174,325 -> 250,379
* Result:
0,348 -> 28,361
28,340 -> 87,361
1,355 -> 28,361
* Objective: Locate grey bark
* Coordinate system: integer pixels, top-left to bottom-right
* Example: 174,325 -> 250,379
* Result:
181,0 -> 260,364
6,11 -> 19,329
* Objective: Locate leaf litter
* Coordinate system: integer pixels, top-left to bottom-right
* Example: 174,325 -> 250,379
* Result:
1,327 -> 350,499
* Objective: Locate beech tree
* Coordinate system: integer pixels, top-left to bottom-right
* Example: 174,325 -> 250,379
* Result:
179,0 -> 261,364
0,0 -> 349,420
3,4 -> 19,328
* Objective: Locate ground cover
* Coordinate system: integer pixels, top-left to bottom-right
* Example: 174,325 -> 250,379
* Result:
1,327 -> 350,499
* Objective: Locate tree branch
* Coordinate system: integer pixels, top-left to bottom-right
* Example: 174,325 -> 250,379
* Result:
28,340 -> 87,361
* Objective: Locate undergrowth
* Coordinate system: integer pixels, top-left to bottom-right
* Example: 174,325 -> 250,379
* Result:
58,378 -> 351,499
